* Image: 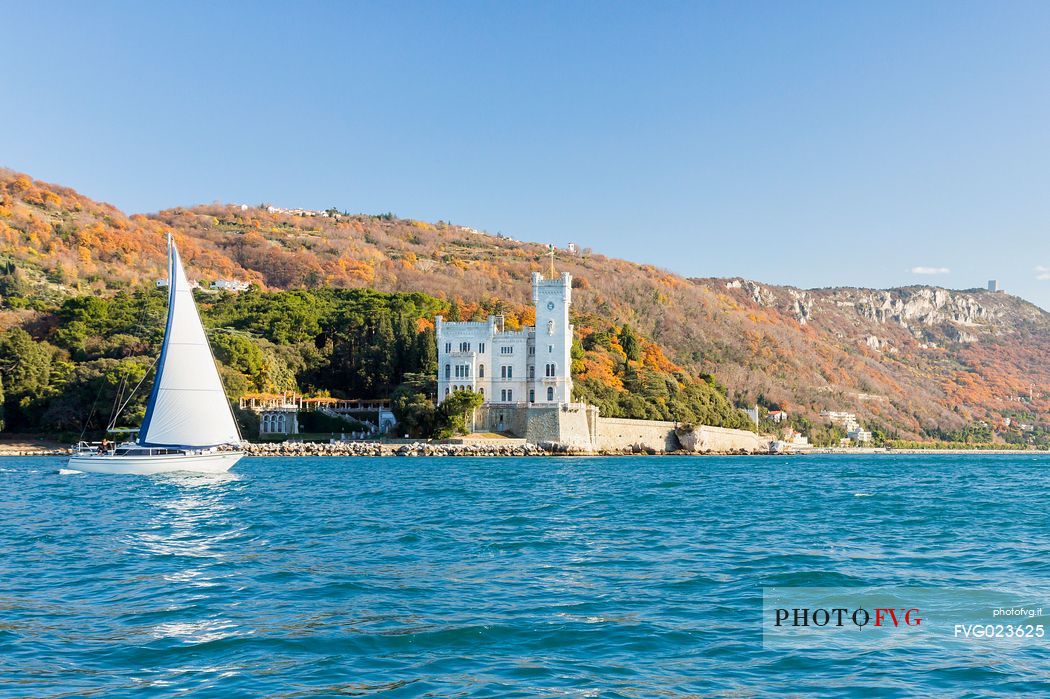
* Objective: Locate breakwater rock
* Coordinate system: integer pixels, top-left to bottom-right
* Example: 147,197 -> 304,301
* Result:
0,448 -> 71,456
240,440 -> 778,457
245,441 -> 385,457
243,441 -> 551,457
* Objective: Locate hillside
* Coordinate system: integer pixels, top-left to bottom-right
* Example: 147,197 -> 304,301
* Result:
1,169 -> 1047,443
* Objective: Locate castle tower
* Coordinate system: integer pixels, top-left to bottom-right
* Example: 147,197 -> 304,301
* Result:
435,271 -> 574,409
531,271 -> 573,404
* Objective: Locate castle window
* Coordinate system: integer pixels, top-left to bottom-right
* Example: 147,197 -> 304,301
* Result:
445,387 -> 450,396
460,341 -> 470,352
479,342 -> 486,353
548,345 -> 553,353
545,363 -> 556,377
529,389 -> 535,403
500,346 -> 513,355
479,387 -> 484,397
547,386 -> 554,401
507,389 -> 513,402
445,342 -> 452,354
478,364 -> 485,378
528,365 -> 535,379
500,389 -> 507,401
528,346 -> 535,356
445,364 -> 451,379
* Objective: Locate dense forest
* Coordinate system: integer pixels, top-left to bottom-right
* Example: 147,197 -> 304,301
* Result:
0,283 -> 751,441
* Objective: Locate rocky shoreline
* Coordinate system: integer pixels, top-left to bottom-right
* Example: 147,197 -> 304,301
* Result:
4,443 -> 1046,458
244,441 -> 553,457
0,442 -> 772,457
242,441 -> 773,457
0,448 -> 72,457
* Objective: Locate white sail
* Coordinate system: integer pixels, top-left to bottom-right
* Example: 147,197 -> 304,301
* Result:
138,236 -> 241,447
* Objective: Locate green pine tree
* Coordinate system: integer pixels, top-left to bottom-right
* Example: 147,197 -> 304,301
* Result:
618,324 -> 642,361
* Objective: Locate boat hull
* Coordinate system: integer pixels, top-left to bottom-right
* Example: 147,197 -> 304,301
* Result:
67,451 -> 243,475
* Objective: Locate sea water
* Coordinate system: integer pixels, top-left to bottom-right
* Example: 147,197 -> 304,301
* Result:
2,454 -> 1049,697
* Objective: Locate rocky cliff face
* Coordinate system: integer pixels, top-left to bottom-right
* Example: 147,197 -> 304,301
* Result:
690,277 -> 1049,439
720,279 -> 1043,345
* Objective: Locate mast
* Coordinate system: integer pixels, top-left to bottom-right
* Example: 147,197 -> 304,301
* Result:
138,235 -> 175,443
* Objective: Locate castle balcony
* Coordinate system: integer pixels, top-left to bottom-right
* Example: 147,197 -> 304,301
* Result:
239,392 -> 301,411
300,397 -> 392,414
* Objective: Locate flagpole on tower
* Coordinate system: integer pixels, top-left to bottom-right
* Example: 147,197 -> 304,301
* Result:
547,244 -> 556,279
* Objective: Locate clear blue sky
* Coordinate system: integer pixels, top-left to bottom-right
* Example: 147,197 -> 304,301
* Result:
3,1 -> 1049,309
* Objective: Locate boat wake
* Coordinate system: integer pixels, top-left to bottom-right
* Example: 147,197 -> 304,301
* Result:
58,468 -> 84,475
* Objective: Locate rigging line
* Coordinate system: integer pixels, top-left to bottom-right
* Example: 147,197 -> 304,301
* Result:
105,373 -> 128,432
107,353 -> 161,432
115,370 -> 132,420
77,378 -> 108,443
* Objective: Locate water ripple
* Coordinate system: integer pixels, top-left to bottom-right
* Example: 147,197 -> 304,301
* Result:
0,454 -> 1049,696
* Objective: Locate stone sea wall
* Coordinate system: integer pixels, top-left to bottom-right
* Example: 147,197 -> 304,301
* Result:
475,405 -> 530,437
677,425 -> 772,453
470,401 -> 773,455
528,403 -> 600,452
595,417 -> 681,453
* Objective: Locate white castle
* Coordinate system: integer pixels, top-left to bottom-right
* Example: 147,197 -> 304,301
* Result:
430,269 -> 771,454
436,272 -> 573,406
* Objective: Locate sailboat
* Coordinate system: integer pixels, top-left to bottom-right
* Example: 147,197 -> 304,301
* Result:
69,235 -> 244,474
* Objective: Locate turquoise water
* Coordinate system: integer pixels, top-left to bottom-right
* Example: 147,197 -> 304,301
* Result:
2,454 -> 1049,697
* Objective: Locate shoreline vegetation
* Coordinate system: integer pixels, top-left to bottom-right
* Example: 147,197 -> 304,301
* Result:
0,285 -> 753,445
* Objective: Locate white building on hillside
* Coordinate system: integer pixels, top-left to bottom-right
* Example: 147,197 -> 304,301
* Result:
436,272 -> 574,406
211,279 -> 251,292
848,427 -> 872,443
822,410 -> 860,431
